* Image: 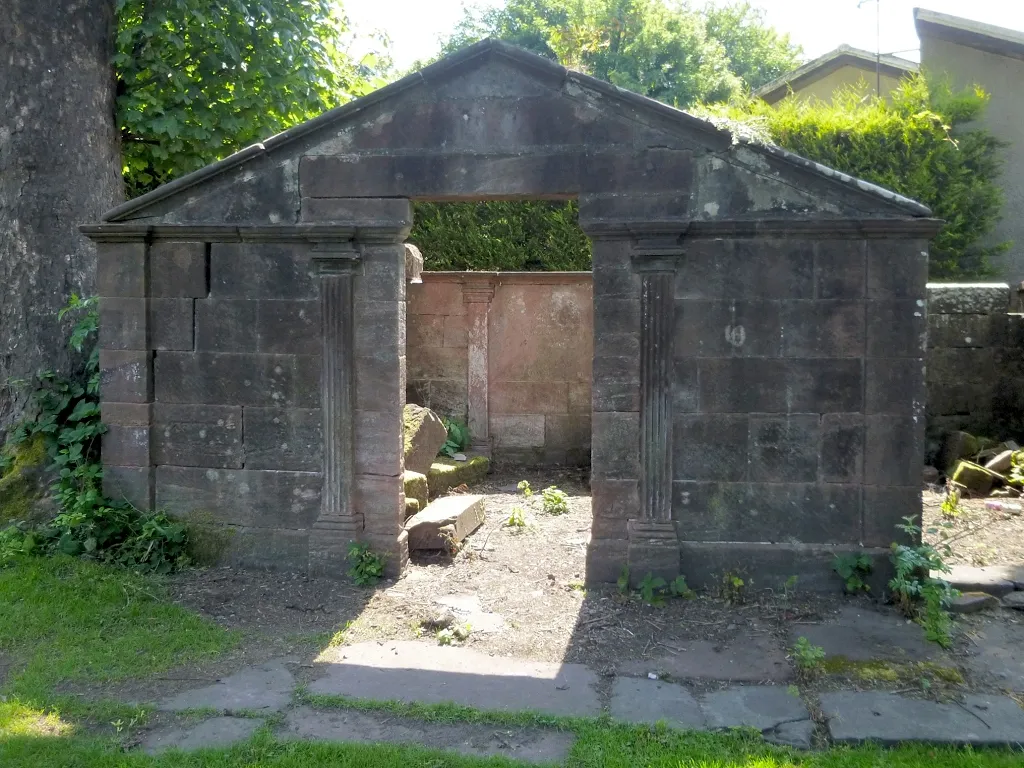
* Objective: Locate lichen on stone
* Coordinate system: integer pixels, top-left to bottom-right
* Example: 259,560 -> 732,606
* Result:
0,435 -> 49,525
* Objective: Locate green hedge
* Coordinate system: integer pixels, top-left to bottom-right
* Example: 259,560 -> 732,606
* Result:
701,75 -> 1007,279
409,200 -> 590,271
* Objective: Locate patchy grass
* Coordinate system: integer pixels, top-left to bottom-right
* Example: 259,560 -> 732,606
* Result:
0,555 -> 239,720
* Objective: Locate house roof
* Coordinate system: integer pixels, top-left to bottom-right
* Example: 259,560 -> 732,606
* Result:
101,38 -> 932,223
753,44 -> 918,104
914,8 -> 1024,61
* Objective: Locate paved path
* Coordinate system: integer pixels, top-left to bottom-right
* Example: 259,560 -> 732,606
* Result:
141,639 -> 1024,756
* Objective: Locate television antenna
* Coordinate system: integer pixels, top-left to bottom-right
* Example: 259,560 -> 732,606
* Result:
858,0 -> 882,96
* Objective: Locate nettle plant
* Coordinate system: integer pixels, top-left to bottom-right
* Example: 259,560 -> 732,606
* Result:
889,516 -> 958,648
0,296 -> 188,572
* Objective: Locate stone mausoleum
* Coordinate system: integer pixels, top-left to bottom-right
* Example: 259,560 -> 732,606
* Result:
84,40 -> 940,588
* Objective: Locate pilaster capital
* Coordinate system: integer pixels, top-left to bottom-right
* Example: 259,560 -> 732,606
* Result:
311,239 -> 361,276
462,274 -> 497,305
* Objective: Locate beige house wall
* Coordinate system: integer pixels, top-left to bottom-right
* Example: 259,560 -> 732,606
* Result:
783,63 -> 905,103
920,36 -> 1024,284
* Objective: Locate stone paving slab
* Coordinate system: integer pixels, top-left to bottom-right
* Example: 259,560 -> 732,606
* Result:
142,716 -> 262,754
821,692 -> 1024,746
285,706 -> 573,765
156,659 -> 295,712
943,565 -> 1024,597
701,686 -> 809,731
619,632 -> 791,682
312,641 -> 600,717
962,621 -> 1024,690
610,678 -> 706,729
791,607 -> 938,662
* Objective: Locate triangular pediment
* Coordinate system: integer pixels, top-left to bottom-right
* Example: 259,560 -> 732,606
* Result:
99,39 -> 931,227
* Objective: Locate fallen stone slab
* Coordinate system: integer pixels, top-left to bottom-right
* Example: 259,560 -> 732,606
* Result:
312,641 -> 600,717
405,495 -> 485,551
284,706 -> 573,765
156,659 -> 295,712
427,456 -> 490,497
791,607 -> 937,662
620,632 -> 791,682
986,450 -> 1015,474
143,716 -> 262,754
821,691 -> 1024,746
1002,592 -> 1024,610
433,593 -> 505,633
700,686 -> 809,732
403,470 -> 428,517
942,565 -> 1023,597
950,592 -> 1000,614
610,678 -> 706,729
404,404 -> 448,476
951,460 -> 998,495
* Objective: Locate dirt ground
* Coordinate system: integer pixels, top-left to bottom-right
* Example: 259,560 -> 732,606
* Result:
923,484 -> 1024,567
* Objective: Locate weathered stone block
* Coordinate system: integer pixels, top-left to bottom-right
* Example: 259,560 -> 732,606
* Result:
102,425 -> 151,467
671,359 -> 699,413
97,241 -> 147,297
814,240 -> 865,299
748,415 -> 820,483
863,486 -> 922,547
442,315 -> 467,348
698,358 -> 863,413
781,301 -> 864,358
674,300 -> 782,358
592,356 -> 640,412
592,248 -> 641,298
403,404 -> 447,475
491,382 -> 569,415
243,407 -> 321,471
100,297 -> 147,350
210,243 -> 316,300
408,346 -> 467,385
403,470 -> 429,512
149,298 -> 194,351
358,245 -> 406,303
229,527 -> 310,572
195,299 -> 320,356
591,411 -> 639,479
354,410 -> 404,476
820,414 -> 864,483
673,414 -> 748,482
591,479 -> 639,523
927,283 -> 1010,314
867,241 -> 928,299
101,402 -> 151,427
103,465 -> 154,509
299,196 -> 413,224
866,358 -> 925,415
408,315 -> 446,348
594,297 -> 640,337
405,495 -> 485,550
357,473 -> 404,535
195,299 -> 257,352
151,242 -> 208,298
355,354 -> 406,413
595,332 -> 639,358
864,416 -> 924,486
155,352 -> 320,408
100,349 -> 152,403
927,313 -> 993,349
155,466 -> 320,528
153,404 -> 243,469
490,414 -> 545,449
585,538 -> 629,584
866,300 -> 926,357
672,481 -> 861,544
426,456 -> 490,497
676,239 -> 814,301
543,413 -> 591,450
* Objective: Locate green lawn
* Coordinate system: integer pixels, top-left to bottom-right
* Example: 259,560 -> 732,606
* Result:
1,555 -> 1022,768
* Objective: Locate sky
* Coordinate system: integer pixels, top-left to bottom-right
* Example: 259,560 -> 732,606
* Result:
340,0 -> 1024,71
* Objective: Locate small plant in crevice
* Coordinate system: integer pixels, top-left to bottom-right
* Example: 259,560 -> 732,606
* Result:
638,573 -> 667,606
436,622 -> 471,646
721,571 -> 747,605
347,542 -> 385,587
632,572 -> 696,606
833,553 -> 873,594
517,480 -> 533,499
505,506 -> 527,530
889,516 -> 958,648
0,295 -> 189,573
617,565 -> 630,596
941,485 -> 964,519
439,418 -> 470,458
791,636 -> 826,680
540,486 -> 569,515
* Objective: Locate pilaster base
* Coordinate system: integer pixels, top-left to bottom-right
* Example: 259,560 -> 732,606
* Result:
627,519 -> 680,585
308,516 -> 364,579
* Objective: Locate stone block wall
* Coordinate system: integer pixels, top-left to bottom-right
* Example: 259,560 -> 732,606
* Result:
925,283 -> 1024,447
407,272 -> 593,464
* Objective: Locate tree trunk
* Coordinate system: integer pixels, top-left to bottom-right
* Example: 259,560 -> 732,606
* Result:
0,0 -> 123,435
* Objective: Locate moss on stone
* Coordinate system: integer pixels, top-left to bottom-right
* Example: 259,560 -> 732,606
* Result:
822,656 -> 964,685
0,435 -> 48,525
405,498 -> 421,519
403,470 -> 429,511
180,509 -> 237,566
427,456 -> 490,498
403,404 -> 427,457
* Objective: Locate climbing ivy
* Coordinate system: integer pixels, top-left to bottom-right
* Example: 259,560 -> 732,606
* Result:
0,297 -> 189,572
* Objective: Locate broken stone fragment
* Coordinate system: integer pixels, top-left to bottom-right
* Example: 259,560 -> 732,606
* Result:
922,465 -> 940,485
939,431 -> 980,476
949,592 -> 1000,614
403,470 -> 429,511
405,495 -> 485,551
985,450 -> 1015,474
951,460 -> 999,495
1001,592 -> 1024,610
404,243 -> 424,283
403,404 -> 448,475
